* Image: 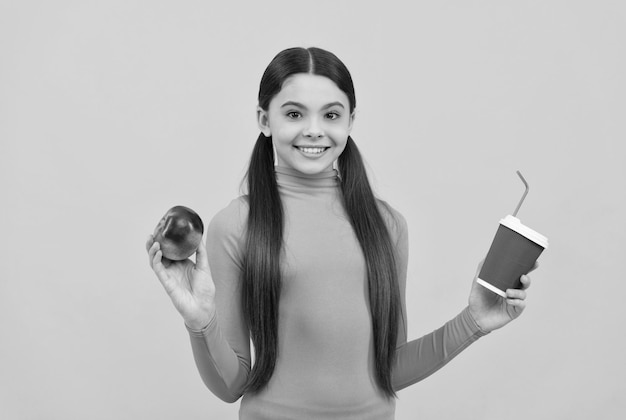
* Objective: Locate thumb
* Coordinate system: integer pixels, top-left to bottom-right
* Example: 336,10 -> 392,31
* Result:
195,237 -> 210,273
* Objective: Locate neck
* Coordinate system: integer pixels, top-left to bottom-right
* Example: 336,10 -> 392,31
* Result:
275,166 -> 339,188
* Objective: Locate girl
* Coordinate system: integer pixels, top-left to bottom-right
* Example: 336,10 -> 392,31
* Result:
146,47 -> 534,419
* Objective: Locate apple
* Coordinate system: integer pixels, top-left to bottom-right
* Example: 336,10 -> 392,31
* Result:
153,205 -> 204,260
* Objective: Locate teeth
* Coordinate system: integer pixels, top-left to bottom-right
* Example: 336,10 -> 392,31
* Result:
299,147 -> 326,154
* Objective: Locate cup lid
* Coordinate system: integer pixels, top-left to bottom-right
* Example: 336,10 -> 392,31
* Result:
500,215 -> 549,248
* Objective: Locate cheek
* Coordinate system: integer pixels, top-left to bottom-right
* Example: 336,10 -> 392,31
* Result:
272,124 -> 300,144
327,125 -> 350,147
334,141 -> 348,157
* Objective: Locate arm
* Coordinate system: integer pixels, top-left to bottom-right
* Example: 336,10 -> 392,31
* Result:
186,198 -> 251,402
384,206 -> 488,392
392,307 -> 487,391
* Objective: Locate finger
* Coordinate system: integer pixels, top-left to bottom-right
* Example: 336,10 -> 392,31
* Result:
151,248 -> 178,294
150,243 -> 171,272
145,234 -> 155,253
151,245 -> 164,274
505,298 -> 527,310
147,241 -> 160,268
520,274 -> 532,290
506,288 -> 527,301
195,238 -> 210,272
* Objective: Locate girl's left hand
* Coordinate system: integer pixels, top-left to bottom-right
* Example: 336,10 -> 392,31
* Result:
468,260 -> 538,333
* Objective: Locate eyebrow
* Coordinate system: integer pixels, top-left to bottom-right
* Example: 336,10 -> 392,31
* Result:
280,101 -> 345,110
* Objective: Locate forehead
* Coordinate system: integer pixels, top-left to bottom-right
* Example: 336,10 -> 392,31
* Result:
272,73 -> 350,108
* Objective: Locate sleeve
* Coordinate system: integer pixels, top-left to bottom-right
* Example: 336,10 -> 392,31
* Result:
185,198 -> 251,403
385,205 -> 489,392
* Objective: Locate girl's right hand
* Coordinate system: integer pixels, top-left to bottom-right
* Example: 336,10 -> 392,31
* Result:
146,235 -> 216,331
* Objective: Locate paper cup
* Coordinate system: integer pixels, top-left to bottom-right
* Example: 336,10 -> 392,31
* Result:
477,215 -> 548,297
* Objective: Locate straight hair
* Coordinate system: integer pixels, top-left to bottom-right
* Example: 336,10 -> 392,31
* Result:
243,47 -> 401,397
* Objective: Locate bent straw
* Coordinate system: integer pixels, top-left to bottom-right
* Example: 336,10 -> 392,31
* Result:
513,170 -> 529,217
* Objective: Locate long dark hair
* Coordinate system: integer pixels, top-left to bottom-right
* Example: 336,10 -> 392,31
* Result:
243,47 -> 401,398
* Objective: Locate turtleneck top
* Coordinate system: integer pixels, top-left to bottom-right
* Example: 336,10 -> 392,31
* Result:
187,166 -> 487,419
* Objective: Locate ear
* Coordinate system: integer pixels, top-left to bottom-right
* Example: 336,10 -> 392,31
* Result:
257,106 -> 271,137
347,109 -> 356,134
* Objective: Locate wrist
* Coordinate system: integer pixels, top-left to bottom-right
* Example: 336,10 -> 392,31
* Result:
467,306 -> 490,335
185,308 -> 216,332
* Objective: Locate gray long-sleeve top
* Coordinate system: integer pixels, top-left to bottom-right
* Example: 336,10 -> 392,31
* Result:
187,166 -> 487,419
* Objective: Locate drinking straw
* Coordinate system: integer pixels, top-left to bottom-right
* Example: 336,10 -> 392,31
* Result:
512,170 -> 529,217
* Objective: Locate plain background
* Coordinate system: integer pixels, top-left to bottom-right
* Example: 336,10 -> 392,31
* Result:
1,1 -> 624,419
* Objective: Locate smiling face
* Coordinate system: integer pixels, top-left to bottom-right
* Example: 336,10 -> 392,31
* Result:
257,73 -> 355,175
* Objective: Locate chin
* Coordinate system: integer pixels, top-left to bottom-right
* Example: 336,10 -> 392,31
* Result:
293,161 -> 334,175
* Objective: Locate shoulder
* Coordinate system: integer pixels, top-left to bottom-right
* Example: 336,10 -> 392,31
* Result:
209,196 -> 249,227
207,196 -> 249,249
376,199 -> 408,243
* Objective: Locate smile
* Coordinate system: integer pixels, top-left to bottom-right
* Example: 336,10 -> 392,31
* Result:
296,146 -> 330,155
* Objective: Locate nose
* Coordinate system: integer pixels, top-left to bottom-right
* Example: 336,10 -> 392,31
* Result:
303,117 -> 324,138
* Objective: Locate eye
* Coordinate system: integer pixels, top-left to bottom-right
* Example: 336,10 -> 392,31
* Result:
286,111 -> 302,119
325,112 -> 340,120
